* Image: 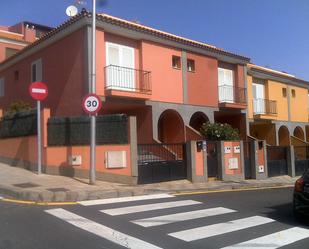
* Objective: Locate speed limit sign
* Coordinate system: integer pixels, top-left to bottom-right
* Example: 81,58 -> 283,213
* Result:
82,94 -> 102,115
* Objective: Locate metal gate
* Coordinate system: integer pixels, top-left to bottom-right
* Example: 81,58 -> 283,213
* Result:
137,143 -> 186,184
243,141 -> 254,179
294,146 -> 309,176
267,146 -> 288,177
207,141 -> 218,178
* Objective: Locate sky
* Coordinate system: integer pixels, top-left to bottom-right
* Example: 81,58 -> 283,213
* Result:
1,0 -> 309,81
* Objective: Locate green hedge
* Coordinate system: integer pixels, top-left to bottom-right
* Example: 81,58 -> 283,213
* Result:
0,110 -> 37,138
47,114 -> 128,146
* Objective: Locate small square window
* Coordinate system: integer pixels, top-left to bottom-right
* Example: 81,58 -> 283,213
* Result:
187,59 -> 195,72
291,89 -> 296,98
172,56 -> 181,69
282,88 -> 287,97
14,70 -> 19,81
0,78 -> 4,97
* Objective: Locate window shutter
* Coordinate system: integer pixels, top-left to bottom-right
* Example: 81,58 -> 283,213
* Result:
218,68 -> 225,86
122,47 -> 134,68
108,45 -> 120,66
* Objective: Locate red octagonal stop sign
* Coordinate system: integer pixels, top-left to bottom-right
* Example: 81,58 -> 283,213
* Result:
29,82 -> 48,101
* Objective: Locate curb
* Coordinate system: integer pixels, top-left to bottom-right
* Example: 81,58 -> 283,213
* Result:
0,181 -> 295,205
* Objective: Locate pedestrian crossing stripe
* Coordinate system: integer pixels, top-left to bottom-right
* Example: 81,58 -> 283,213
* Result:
101,200 -> 201,216
78,193 -> 174,206
220,227 -> 309,249
168,216 -> 275,242
45,208 -> 163,249
132,207 -> 236,227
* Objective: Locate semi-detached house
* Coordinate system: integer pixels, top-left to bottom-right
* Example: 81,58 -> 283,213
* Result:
0,10 -> 250,146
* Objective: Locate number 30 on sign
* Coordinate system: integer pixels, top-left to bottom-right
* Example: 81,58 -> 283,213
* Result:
82,94 -> 102,115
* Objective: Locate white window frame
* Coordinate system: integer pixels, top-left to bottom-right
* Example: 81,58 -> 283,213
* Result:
218,67 -> 234,103
31,58 -> 42,82
0,77 -> 4,97
252,82 -> 265,114
105,42 -> 135,91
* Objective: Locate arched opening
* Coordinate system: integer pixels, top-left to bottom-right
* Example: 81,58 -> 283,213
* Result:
158,110 -> 185,143
189,112 -> 209,132
293,126 -> 305,140
306,126 -> 309,142
278,126 -> 290,146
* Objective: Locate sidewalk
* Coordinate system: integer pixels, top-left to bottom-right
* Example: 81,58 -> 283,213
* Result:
0,162 -> 298,202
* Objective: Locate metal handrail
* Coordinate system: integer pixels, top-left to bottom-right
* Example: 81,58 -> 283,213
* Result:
104,65 -> 151,93
253,98 -> 277,115
218,85 -> 247,104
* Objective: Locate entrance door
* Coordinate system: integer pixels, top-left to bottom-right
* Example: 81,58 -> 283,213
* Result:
252,83 -> 265,114
106,42 -> 135,90
218,68 -> 234,103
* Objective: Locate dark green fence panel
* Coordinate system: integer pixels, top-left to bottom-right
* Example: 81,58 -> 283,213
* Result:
48,114 -> 128,146
0,110 -> 37,138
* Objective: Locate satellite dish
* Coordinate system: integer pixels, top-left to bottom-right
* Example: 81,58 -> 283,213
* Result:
66,5 -> 78,17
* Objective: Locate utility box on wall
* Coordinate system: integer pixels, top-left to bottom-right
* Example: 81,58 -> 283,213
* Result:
105,151 -> 127,168
220,141 -> 244,181
68,155 -> 82,166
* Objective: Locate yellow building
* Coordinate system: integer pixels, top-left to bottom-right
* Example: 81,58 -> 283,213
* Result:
247,64 -> 309,146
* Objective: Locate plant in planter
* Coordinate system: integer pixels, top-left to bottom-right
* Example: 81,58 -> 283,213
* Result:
5,100 -> 32,116
200,122 -> 240,141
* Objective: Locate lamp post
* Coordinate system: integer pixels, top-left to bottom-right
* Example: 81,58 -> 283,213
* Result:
89,0 -> 96,185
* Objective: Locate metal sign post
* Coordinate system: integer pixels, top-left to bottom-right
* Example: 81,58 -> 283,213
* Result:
90,0 -> 97,185
37,100 -> 42,174
29,81 -> 48,175
82,94 -> 101,185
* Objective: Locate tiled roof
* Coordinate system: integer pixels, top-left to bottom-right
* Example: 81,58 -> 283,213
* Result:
248,63 -> 309,85
97,12 -> 250,62
0,9 -> 250,67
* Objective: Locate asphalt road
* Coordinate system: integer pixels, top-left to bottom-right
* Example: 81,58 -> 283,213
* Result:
1,187 -> 308,249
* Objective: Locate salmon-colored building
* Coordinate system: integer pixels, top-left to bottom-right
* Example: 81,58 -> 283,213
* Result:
0,21 -> 52,63
0,10 -> 250,145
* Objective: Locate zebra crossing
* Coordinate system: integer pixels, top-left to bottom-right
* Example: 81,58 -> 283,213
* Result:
45,194 -> 309,249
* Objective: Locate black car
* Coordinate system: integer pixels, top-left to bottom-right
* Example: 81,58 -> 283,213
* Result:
293,168 -> 309,218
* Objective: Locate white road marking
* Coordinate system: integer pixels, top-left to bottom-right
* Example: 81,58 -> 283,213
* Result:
45,208 -> 163,249
78,193 -> 174,206
169,216 -> 274,242
132,207 -> 236,227
220,227 -> 309,249
101,200 -> 201,216
32,88 -> 46,93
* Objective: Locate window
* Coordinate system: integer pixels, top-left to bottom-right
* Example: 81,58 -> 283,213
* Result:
187,59 -> 195,72
291,89 -> 296,98
252,83 -> 265,114
106,42 -> 135,90
14,70 -> 19,81
31,59 -> 42,82
218,68 -> 234,86
282,88 -> 287,97
0,78 -> 4,97
5,48 -> 19,59
172,56 -> 181,69
218,67 -> 234,103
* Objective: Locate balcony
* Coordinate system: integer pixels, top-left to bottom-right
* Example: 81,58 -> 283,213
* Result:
104,65 -> 151,99
253,98 -> 277,119
218,85 -> 247,109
